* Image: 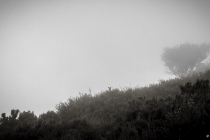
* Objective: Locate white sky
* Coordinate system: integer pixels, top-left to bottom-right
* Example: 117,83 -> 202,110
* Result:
0,0 -> 210,116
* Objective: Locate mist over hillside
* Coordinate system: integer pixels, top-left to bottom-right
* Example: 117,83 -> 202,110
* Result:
1,69 -> 210,139
1,0 -> 210,139
1,0 -> 210,116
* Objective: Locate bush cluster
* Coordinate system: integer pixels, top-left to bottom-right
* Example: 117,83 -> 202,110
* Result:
1,70 -> 210,140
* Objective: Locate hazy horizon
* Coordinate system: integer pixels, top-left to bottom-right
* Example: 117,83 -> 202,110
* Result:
1,0 -> 210,116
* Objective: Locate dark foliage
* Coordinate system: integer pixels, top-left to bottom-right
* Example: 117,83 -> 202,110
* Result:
1,70 -> 210,140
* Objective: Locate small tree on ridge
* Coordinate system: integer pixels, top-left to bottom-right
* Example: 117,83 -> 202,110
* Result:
161,43 -> 210,77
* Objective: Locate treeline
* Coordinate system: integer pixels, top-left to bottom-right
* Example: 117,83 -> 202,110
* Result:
1,71 -> 210,140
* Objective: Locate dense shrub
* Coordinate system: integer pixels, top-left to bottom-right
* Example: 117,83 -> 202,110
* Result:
1,70 -> 210,139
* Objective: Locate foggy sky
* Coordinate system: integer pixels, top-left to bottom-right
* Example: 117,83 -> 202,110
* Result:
0,0 -> 210,116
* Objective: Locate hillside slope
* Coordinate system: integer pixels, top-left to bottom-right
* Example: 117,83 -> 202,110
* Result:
1,70 -> 210,140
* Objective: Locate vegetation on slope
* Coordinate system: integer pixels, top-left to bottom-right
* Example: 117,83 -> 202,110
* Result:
1,70 -> 210,140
